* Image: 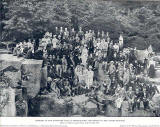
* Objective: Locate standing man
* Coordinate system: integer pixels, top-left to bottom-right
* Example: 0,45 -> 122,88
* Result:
108,61 -> 116,79
81,45 -> 88,67
78,27 -> 84,40
64,28 -> 69,41
86,66 -> 94,89
113,42 -> 119,60
59,27 -> 64,37
70,28 -> 76,39
119,34 -> 123,50
54,26 -> 59,36
61,55 -> 68,74
56,56 -> 62,77
52,35 -> 58,49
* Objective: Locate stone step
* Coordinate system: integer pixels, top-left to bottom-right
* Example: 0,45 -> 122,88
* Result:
155,64 -> 160,67
155,67 -> 160,70
155,66 -> 160,69
156,53 -> 160,56
0,49 -> 11,54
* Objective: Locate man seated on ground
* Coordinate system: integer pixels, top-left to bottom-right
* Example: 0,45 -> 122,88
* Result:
114,84 -> 126,112
149,84 -> 159,98
134,87 -> 142,110
126,86 -> 135,113
17,42 -> 24,57
49,78 -> 60,98
72,77 -> 80,96
13,42 -> 21,56
25,47 -> 34,59
142,87 -> 150,110
34,46 -> 43,60
27,39 -> 33,49
108,61 -> 116,78
96,84 -> 107,114
78,80 -> 87,95
63,79 -> 71,97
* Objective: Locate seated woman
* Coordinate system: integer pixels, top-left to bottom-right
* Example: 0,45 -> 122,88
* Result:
50,79 -> 60,98
63,79 -> 71,97
72,77 -> 80,96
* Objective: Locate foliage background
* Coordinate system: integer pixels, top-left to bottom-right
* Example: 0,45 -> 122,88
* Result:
1,0 -> 160,51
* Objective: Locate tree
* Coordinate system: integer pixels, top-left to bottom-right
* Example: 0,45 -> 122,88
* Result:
1,0 -> 160,52
2,0 -> 72,41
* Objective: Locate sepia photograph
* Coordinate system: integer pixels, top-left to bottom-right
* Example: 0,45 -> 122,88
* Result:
0,0 -> 160,118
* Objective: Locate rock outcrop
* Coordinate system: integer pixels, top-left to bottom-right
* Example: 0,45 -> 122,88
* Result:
0,54 -> 43,116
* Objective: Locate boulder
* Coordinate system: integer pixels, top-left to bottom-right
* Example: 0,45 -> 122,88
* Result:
83,101 -> 97,117
72,103 -> 81,115
36,96 -> 69,117
121,101 -> 129,117
0,54 -> 23,88
72,95 -> 88,104
71,95 -> 88,116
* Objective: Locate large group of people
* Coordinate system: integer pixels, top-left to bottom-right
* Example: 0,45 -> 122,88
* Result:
13,26 -> 159,114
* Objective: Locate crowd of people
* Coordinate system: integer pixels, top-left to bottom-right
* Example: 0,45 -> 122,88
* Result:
13,26 -> 159,114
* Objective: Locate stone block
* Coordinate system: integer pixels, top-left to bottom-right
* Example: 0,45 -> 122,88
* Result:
105,104 -> 119,117
83,101 -> 98,117
21,59 -> 43,99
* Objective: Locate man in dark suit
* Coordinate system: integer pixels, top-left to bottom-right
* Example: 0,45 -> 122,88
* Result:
142,87 -> 150,110
126,86 -> 135,112
134,87 -> 142,110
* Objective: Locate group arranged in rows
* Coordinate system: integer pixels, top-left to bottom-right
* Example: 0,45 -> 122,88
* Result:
13,26 -> 159,114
